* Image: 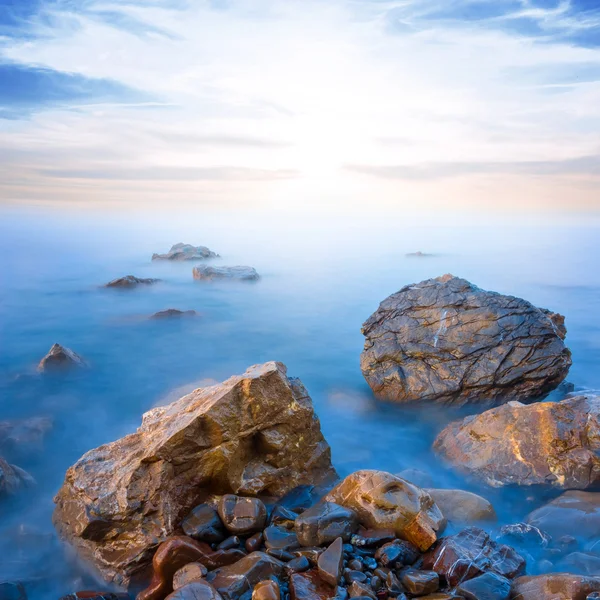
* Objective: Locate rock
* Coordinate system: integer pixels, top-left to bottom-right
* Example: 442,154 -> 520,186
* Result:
422,527 -> 525,587
150,309 -> 197,320
456,572 -> 510,600
218,496 -> 267,535
318,538 -> 343,587
434,395 -> 600,489
267,549 -> 294,561
37,344 -> 86,372
295,503 -> 359,547
0,582 -> 27,600
105,275 -> 159,289
289,570 -> 339,600
0,457 -> 35,496
526,491 -> 600,543
263,525 -> 300,551
374,539 -> 420,567
360,275 -> 571,405
325,471 -> 445,551
425,489 -> 497,524
0,416 -> 53,461
347,582 -> 375,599
53,362 -> 336,587
209,552 -> 284,600
401,570 -> 439,595
559,552 -> 600,576
270,505 -> 298,528
152,243 -> 219,261
288,556 -> 311,573
277,486 -> 320,513
510,574 -> 600,600
166,581 -> 223,600
497,523 -> 551,549
350,528 -> 395,548
294,548 -> 324,565
406,251 -> 433,258
182,505 -> 226,543
192,266 -> 259,282
245,533 -> 263,553
58,594 -> 129,600
252,580 -> 280,600
217,537 -> 241,551
173,562 -> 209,590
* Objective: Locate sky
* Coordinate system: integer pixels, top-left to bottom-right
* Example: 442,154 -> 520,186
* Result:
0,0 -> 599,213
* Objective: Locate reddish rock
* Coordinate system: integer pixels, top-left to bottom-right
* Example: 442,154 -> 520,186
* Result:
166,581 -> 223,600
296,503 -> 358,547
510,573 -> 600,600
152,244 -> 219,262
318,538 -> 343,587
347,581 -> 375,599
252,580 -> 280,600
173,562 -> 208,590
245,533 -> 263,553
218,495 -> 267,535
457,572 -> 510,599
401,571 -> 439,595
425,489 -> 496,524
105,276 -> 159,289
289,570 -> 339,600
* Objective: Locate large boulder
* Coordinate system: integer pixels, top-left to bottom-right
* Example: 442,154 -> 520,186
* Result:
434,395 -> 600,489
152,243 -> 219,261
360,275 -> 571,405
53,362 -> 336,588
510,574 -> 600,600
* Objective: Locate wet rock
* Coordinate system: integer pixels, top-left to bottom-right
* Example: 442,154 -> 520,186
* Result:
210,552 -> 284,600
0,456 -> 35,496
296,503 -> 359,547
360,275 -> 571,405
0,416 -> 53,462
150,309 -> 197,320
53,362 -> 336,587
267,549 -> 295,561
252,580 -> 280,600
37,344 -> 86,372
287,556 -> 310,573
166,580 -> 223,600
293,548 -> 324,566
456,572 -> 510,600
375,539 -> 420,567
208,549 -> 246,569
510,573 -> 600,600
401,571 -> 439,595
58,594 -> 129,600
289,570 -> 338,600
105,275 -> 159,289
559,552 -> 600,576
406,251 -> 433,258
264,526 -> 300,551
192,266 -> 259,282
153,243 -> 219,261
347,582 -> 375,599
425,489 -> 497,524
173,562 -> 209,590
350,529 -> 395,548
497,524 -> 551,549
345,572 -> 366,584
245,533 -> 263,553
277,486 -> 320,513
325,471 -> 445,551
218,496 -> 267,535
422,527 -> 525,587
270,505 -> 298,529
218,537 -> 242,551
182,505 -> 226,543
434,395 -> 600,489
0,582 -> 27,600
318,538 -> 343,587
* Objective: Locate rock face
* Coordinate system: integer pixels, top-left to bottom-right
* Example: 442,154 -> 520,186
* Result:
37,344 -> 86,372
360,275 -> 571,405
325,471 -> 446,551
53,362 -> 336,587
192,266 -> 259,282
510,574 -> 600,600
152,243 -> 219,261
105,275 -> 160,289
434,395 -> 600,489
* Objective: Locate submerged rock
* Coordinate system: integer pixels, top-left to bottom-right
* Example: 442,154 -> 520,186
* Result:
325,470 -> 446,551
105,275 -> 160,289
152,243 -> 219,261
53,362 -> 336,587
192,266 -> 259,281
510,573 -> 600,600
37,344 -> 86,373
360,275 -> 571,405
425,489 -> 497,524
434,395 -> 600,489
0,456 -> 35,496
456,572 -> 510,600
150,309 -> 197,320
0,416 -> 53,461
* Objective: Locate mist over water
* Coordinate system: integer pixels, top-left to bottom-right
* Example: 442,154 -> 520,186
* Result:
1,208 -> 600,598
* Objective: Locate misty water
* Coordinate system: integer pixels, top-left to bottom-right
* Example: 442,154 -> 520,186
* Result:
1,208 -> 600,598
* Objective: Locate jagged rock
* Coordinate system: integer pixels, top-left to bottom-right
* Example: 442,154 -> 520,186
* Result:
152,243 -> 219,261
270,505 -> 298,528
456,572 -> 510,600
263,525 -> 300,551
252,580 -> 280,600
0,416 -> 53,461
289,570 -> 340,600
167,581 -> 223,600
510,574 -> 600,600
318,538 -> 343,587
105,275 -> 160,289
173,562 -> 209,590
401,571 -> 439,595
37,344 -> 86,372
295,503 -> 359,547
425,489 -> 497,524
0,456 -> 35,496
182,505 -> 226,543
360,275 -> 571,405
53,362 -> 336,588
150,309 -> 197,320
192,266 -> 259,281
218,495 -> 267,535
325,471 -> 445,551
434,395 -> 600,489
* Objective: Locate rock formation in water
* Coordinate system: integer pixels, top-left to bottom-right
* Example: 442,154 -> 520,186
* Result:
361,274 -> 571,405
511,573 -> 600,600
0,416 -> 53,461
150,309 -> 198,320
37,344 -> 87,372
192,266 -> 259,281
0,456 -> 35,496
153,243 -> 219,261
105,275 -> 160,289
434,394 -> 600,489
52,362 -> 336,587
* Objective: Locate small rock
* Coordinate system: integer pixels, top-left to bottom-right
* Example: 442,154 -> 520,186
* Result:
425,489 -> 496,524
385,572 -> 403,594
182,504 -> 226,543
218,496 -> 267,536
166,581 -> 223,600
271,505 -> 298,529
37,344 -> 86,372
296,503 -> 359,547
293,548 -> 324,565
350,529 -> 396,548
318,538 -> 344,587
511,573 -> 600,600
401,571 -> 439,595
347,582 -> 375,599
0,456 -> 35,496
173,563 -> 209,590
345,572 -> 367,585
150,309 -> 197,320
277,486 -> 319,513
496,523 -> 551,548
152,243 -> 219,261
192,266 -> 259,282
218,537 -> 242,551
206,549 -> 246,569
289,571 -> 338,600
287,557 -> 311,573
246,533 -> 264,553
348,560 -> 362,572
455,572 -> 510,600
375,539 -> 420,567
267,549 -> 295,562
264,526 -> 300,551
252,580 -> 280,600
105,275 -> 159,289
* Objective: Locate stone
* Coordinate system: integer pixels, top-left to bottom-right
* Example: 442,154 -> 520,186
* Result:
425,489 -> 497,524
267,549 -> 294,561
252,580 -> 280,600
153,243 -> 219,261
497,524 -> 551,549
58,594 -> 129,600
293,548 -> 324,565
217,537 -> 241,551
53,362 -> 336,587
325,471 -> 445,551
318,538 -> 344,587
182,505 -> 226,543
218,496 -> 267,535
345,572 -> 366,584
166,581 -> 223,600
192,266 -> 259,282
210,552 -> 284,600
289,570 -> 338,600
0,416 -> 53,462
434,395 -> 600,489
401,571 -> 439,595
270,505 -> 298,529
510,574 -> 600,600
422,527 -> 525,587
0,582 -> 27,600
263,526 -> 300,551
105,275 -> 159,289
374,539 -> 420,567
347,582 -> 375,599
559,553 -> 600,576
360,275 -> 571,405
350,528 -> 395,548
296,503 -> 359,547
288,556 -> 311,573
37,344 -> 86,372
173,562 -> 209,590
277,486 -> 319,513
207,549 -> 246,569
456,572 -> 510,600
397,469 -> 435,488
245,533 -> 263,553
150,309 -> 197,320
0,457 -> 35,496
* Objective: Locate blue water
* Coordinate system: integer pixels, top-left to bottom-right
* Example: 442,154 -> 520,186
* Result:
1,208 -> 600,598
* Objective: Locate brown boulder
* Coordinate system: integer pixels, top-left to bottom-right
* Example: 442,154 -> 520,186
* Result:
173,562 -> 208,590
218,495 -> 267,535
105,275 -> 160,289
510,574 -> 600,600
252,580 -> 280,600
325,470 -> 445,551
434,395 -> 600,489
53,362 -> 336,588
37,344 -> 86,372
425,489 -> 497,524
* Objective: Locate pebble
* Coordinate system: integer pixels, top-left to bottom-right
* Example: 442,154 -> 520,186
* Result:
246,532 -> 264,553
173,562 -> 208,590
218,495 -> 267,535
286,556 -> 310,573
218,536 -> 242,550
252,580 -> 280,600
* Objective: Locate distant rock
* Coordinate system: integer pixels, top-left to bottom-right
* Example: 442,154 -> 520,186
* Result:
406,251 -> 433,258
152,243 -> 219,261
193,266 -> 259,281
150,309 -> 197,320
0,456 -> 35,497
361,275 -> 571,405
434,395 -> 600,489
37,344 -> 86,373
105,275 -> 160,289
510,573 -> 600,600
0,416 -> 53,461
53,362 -> 337,587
